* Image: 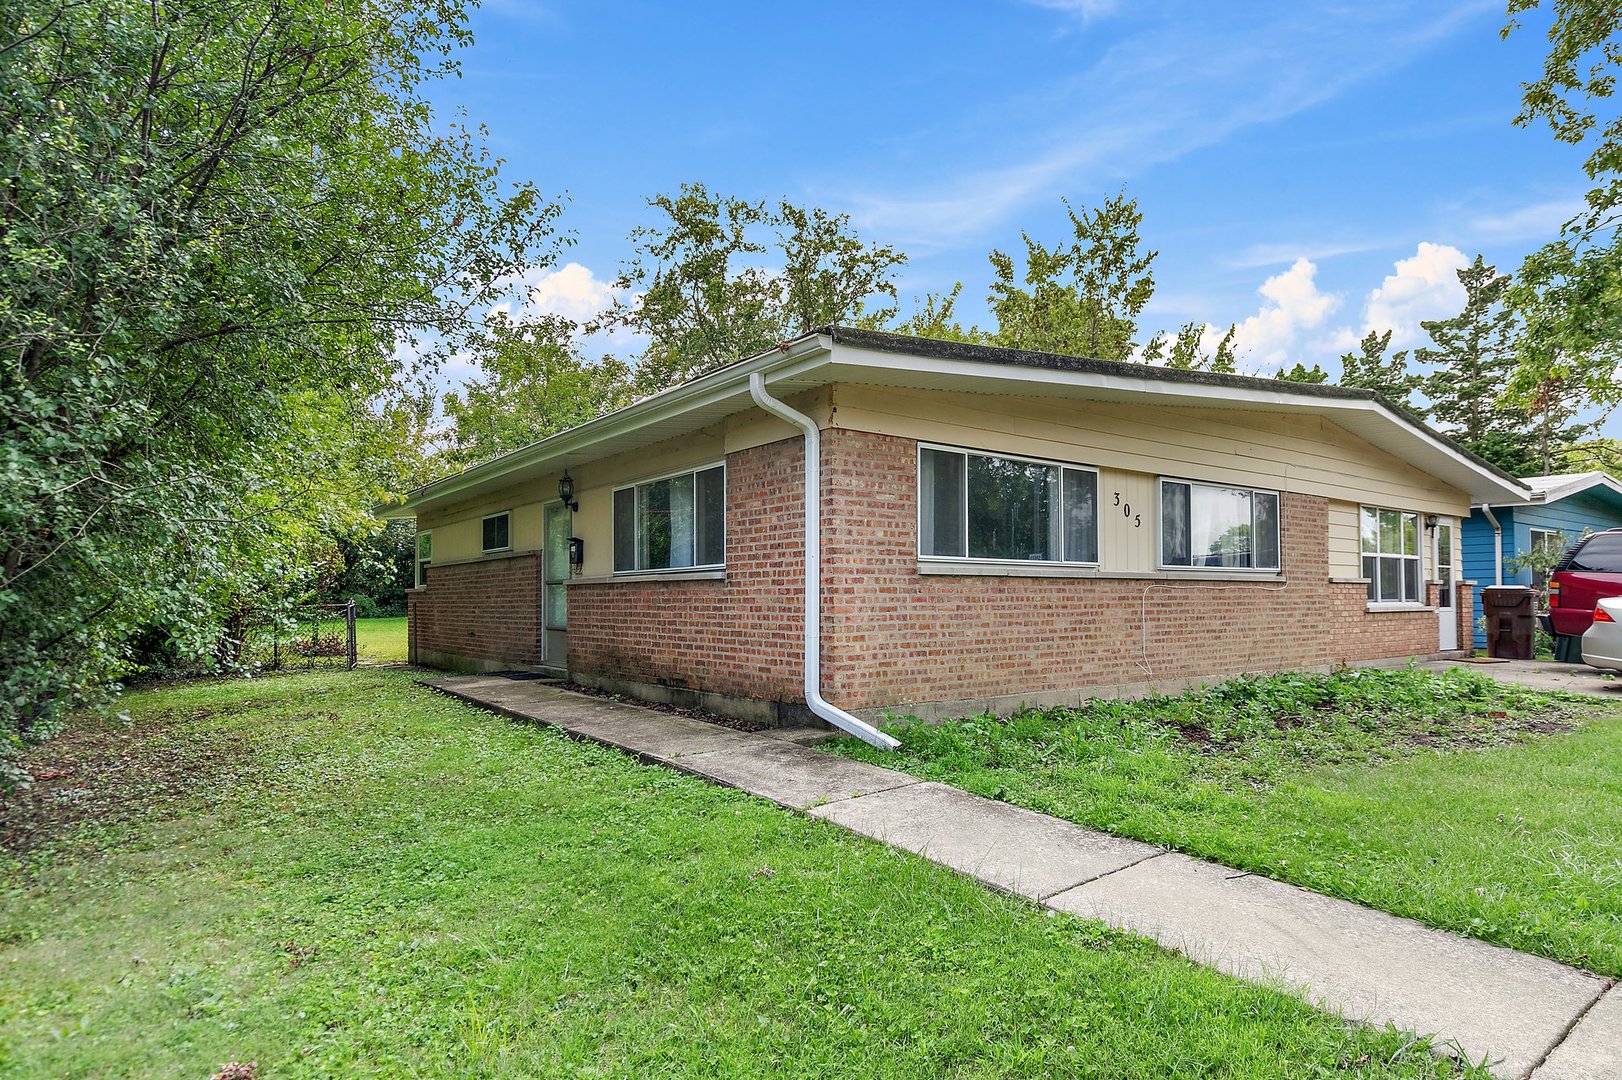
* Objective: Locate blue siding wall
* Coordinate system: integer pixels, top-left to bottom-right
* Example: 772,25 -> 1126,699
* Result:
1463,490 -> 1622,647
1463,507 -> 1513,648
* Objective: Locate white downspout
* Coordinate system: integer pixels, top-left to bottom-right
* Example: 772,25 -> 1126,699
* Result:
748,372 -> 900,751
1478,503 -> 1503,586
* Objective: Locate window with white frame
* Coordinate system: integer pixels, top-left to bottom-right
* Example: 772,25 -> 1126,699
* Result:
1360,507 -> 1421,603
415,531 -> 432,588
613,464 -> 724,573
481,511 -> 511,553
1159,480 -> 1280,570
919,445 -> 1098,563
1527,528 -> 1568,601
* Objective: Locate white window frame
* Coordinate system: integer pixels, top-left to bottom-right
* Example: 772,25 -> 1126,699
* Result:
1155,477 -> 1282,573
1527,527 -> 1566,599
480,510 -> 513,554
415,530 -> 432,589
1360,505 -> 1424,605
916,442 -> 1101,567
612,461 -> 726,575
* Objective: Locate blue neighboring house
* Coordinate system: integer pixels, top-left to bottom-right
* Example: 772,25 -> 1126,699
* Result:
1462,472 -> 1622,648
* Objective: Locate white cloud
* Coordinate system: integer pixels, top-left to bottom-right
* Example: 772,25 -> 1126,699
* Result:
504,261 -> 620,325
1468,196 -> 1586,245
1023,0 -> 1119,21
835,4 -> 1489,246
1221,258 -> 1343,371
1359,242 -> 1468,349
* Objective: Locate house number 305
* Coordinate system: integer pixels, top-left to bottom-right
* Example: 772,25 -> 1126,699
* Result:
1113,492 -> 1142,528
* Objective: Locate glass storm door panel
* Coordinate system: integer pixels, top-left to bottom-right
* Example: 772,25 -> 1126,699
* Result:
543,502 -> 570,667
1436,520 -> 1457,650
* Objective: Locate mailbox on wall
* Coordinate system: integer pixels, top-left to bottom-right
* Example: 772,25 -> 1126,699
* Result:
568,536 -> 584,570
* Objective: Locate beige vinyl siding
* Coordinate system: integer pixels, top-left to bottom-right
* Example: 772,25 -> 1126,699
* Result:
831,385 -> 1469,516
1327,502 -> 1363,579
1097,468 -> 1156,573
409,390 -> 828,580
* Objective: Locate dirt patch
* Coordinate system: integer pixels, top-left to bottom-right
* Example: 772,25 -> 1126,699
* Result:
0,709 -> 262,860
557,682 -> 768,733
1163,707 -> 1580,757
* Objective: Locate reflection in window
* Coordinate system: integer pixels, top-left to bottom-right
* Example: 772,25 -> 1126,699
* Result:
920,447 -> 1098,564
1160,481 -> 1280,570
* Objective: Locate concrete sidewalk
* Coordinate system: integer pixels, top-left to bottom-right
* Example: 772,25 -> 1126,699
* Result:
423,674 -> 1616,1080
1422,656 -> 1622,699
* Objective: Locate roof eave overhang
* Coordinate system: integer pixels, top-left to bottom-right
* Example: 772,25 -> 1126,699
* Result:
383,331 -> 1528,517
379,332 -> 836,516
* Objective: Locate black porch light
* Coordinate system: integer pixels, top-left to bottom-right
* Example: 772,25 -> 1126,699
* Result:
559,470 -> 579,512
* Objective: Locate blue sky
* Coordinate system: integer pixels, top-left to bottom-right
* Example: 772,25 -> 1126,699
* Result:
432,0 -> 1592,396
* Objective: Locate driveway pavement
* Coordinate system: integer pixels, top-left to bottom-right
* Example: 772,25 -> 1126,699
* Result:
424,673 -> 1617,1080
1422,656 -> 1622,698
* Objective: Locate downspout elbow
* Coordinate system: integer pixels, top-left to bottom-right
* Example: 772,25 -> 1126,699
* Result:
1478,503 -> 1503,586
747,372 -> 899,751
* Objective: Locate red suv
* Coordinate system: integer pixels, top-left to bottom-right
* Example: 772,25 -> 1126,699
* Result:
1547,529 -> 1622,655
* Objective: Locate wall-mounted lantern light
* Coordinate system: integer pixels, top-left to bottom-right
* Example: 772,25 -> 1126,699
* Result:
559,470 -> 579,513
1424,513 -> 1439,530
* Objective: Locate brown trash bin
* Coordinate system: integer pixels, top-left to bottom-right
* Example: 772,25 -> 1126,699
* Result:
1483,585 -> 1536,659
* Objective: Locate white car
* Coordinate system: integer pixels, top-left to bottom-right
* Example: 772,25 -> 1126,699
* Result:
1581,597 -> 1622,671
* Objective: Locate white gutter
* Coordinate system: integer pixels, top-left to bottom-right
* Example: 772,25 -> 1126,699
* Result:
1478,503 -> 1503,585
747,371 -> 900,751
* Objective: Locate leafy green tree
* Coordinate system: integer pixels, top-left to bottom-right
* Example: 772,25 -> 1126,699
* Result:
1141,323 -> 1239,372
443,314 -> 635,468
0,0 -> 554,772
1338,331 -> 1423,414
987,192 -> 1157,361
1503,1 -> 1622,411
596,183 -> 905,391
891,284 -> 991,344
319,519 -> 418,618
1274,362 -> 1331,384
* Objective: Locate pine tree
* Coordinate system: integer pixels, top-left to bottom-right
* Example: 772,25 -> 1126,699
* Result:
1416,257 -> 1520,441
1339,330 -> 1423,415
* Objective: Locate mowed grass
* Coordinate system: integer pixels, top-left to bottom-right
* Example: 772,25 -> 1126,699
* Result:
826,667 -> 1622,977
0,671 -> 1482,1079
355,615 -> 407,663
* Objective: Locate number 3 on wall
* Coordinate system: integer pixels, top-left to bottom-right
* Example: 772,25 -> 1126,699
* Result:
1113,492 -> 1142,529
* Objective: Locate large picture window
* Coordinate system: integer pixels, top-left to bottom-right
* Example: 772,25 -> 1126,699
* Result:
1159,480 -> 1281,570
613,464 -> 725,573
1361,506 -> 1421,603
919,446 -> 1098,564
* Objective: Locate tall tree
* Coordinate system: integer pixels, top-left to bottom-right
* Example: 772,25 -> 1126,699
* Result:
1503,1 -> 1622,412
595,183 -> 905,392
442,314 -> 635,469
986,192 -> 1157,361
891,284 -> 990,344
1414,256 -> 1551,471
1339,330 -> 1424,414
1140,323 -> 1239,373
1275,362 -> 1331,384
0,0 -> 554,769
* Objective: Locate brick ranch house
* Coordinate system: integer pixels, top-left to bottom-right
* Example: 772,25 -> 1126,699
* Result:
388,327 -> 1527,747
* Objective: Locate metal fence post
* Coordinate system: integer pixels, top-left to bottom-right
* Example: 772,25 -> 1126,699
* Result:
346,600 -> 357,670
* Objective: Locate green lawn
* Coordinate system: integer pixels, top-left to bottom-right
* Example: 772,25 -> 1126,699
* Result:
355,615 -> 407,663
826,667 -> 1622,978
0,670 -> 1481,1078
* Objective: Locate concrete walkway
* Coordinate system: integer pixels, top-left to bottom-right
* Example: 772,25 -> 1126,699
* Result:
424,674 -> 1617,1080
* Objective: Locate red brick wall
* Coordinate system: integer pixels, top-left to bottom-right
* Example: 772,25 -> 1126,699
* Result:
565,438 -> 806,701
413,426 -> 1456,709
407,552 -> 543,670
818,429 -> 1443,710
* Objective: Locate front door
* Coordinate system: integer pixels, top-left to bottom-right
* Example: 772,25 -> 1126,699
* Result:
542,502 -> 570,672
1436,520 -> 1458,651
